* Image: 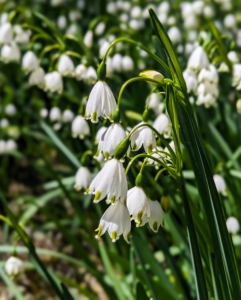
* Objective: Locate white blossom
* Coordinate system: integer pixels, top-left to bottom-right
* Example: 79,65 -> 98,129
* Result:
226,217 -> 240,234
198,65 -> 219,84
40,108 -> 48,118
5,256 -> 23,277
5,139 -> 17,152
87,159 -> 127,204
95,126 -> 107,143
57,15 -> 67,29
58,54 -> 75,77
122,56 -> 134,71
153,113 -> 171,138
49,107 -> 62,122
148,200 -> 164,232
75,64 -> 87,81
45,71 -> 63,93
74,166 -> 92,191
112,53 -> 122,72
0,22 -> 13,44
0,118 -> 9,128
127,186 -> 150,227
1,42 -> 20,62
97,123 -> 126,160
83,66 -> 97,84
83,30 -> 93,48
62,109 -> 74,123
29,67 -> 45,88
95,22 -> 105,36
5,104 -> 16,116
213,174 -> 227,196
0,140 -> 6,154
71,115 -> 90,138
187,46 -> 209,71
130,122 -> 156,154
96,201 -> 131,242
22,51 -> 39,74
14,25 -> 31,44
85,81 -> 116,123
183,69 -> 197,93
168,26 -> 181,44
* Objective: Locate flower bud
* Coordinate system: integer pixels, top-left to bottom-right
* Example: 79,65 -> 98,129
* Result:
5,256 -> 23,277
114,136 -> 130,160
139,70 -> 164,83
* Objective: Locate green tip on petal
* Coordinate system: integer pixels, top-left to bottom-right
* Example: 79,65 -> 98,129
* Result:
111,231 -> 117,242
95,226 -> 102,238
147,144 -> 153,154
111,195 -> 116,204
126,232 -> 131,243
94,190 -> 102,202
91,111 -> 97,123
152,221 -> 158,232
104,151 -> 109,160
136,211 -> 143,227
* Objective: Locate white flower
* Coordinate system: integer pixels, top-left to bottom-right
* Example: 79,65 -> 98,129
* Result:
49,107 -> 62,122
40,108 -> 48,118
203,5 -> 214,18
96,201 -> 131,242
83,30 -> 93,48
232,64 -> 241,89
71,115 -> 90,138
168,26 -> 181,44
0,118 -> 9,128
227,51 -> 239,64
187,46 -> 209,71
236,99 -> 241,114
147,147 -> 165,168
45,71 -> 63,93
130,6 -> 142,18
226,217 -> 240,234
148,200 -> 164,232
97,123 -> 126,160
57,15 -> 67,29
99,41 -> 110,59
29,67 -> 45,88
14,25 -> 31,44
197,82 -> 219,98
62,109 -> 74,123
213,174 -> 227,196
224,14 -> 236,29
1,42 -> 20,62
83,66 -> 97,85
196,93 -> 217,108
95,126 -> 107,143
5,139 -> 17,152
75,64 -> 87,80
95,22 -> 105,36
85,81 -> 116,123
58,54 -> 75,76
198,65 -> 219,84
5,256 -> 23,276
146,93 -> 161,112
5,104 -> 16,116
87,159 -> 127,204
0,13 -> 8,25
183,69 -> 197,93
112,53 -> 122,72
74,166 -> 92,191
153,114 -> 171,138
22,51 -> 39,74
127,186 -> 150,227
122,56 -> 134,71
130,122 -> 156,154
107,2 -> 117,14
0,22 -> 13,44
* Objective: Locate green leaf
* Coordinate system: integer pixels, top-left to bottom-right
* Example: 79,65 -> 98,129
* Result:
136,282 -> 149,300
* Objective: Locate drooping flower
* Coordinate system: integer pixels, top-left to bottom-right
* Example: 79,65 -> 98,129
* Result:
44,71 -> 63,93
96,201 -> 131,243
58,54 -> 75,77
1,42 -> 20,62
49,107 -> 62,122
112,53 -> 122,72
122,56 -> 134,71
74,166 -> 92,191
5,104 -> 16,116
83,30 -> 93,48
71,115 -> 90,138
148,200 -> 164,232
85,81 -> 116,123
5,139 -> 17,152
226,217 -> 240,234
153,113 -> 171,138
187,46 -> 209,71
130,122 -> 156,154
213,174 -> 227,196
198,65 -> 219,84
95,126 -> 107,143
29,67 -> 45,88
75,64 -> 87,81
5,256 -> 23,277
126,186 -> 150,227
0,22 -> 13,44
22,51 -> 39,74
83,66 -> 97,84
97,123 -> 126,160
183,69 -> 197,93
87,159 -> 127,204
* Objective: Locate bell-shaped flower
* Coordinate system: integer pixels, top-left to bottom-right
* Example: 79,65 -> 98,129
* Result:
5,104 -> 16,116
83,30 -> 93,48
29,67 -> 45,88
74,166 -> 92,191
96,200 -> 131,243
87,159 -> 127,204
112,53 -> 122,72
62,109 -> 74,123
97,123 -> 126,160
226,217 -> 240,234
22,51 -> 39,74
146,93 -> 162,113
57,54 -> 75,77
232,64 -> 241,89
0,118 -> 9,128
5,139 -> 17,152
5,256 -> 23,277
83,66 -> 97,84
122,56 -> 134,71
95,22 -> 105,36
196,93 -> 217,108
75,64 -> 87,81
153,113 -> 171,138
148,200 -> 164,232
99,41 -> 110,59
168,26 -> 181,44
85,81 -> 116,123
44,71 -> 63,93
0,140 -> 6,154
0,22 -> 13,44
71,115 -> 90,138
1,42 -> 20,62
49,107 -> 62,122
14,25 -> 31,44
130,122 -> 156,154
187,46 -> 209,71
227,51 -> 239,64
127,186 -> 150,227
183,69 -> 197,93
213,174 -> 227,196
198,65 -> 219,84
95,126 -> 107,143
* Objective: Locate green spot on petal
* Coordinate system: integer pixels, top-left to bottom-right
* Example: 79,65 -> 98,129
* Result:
111,231 -> 117,242
94,190 -> 102,201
